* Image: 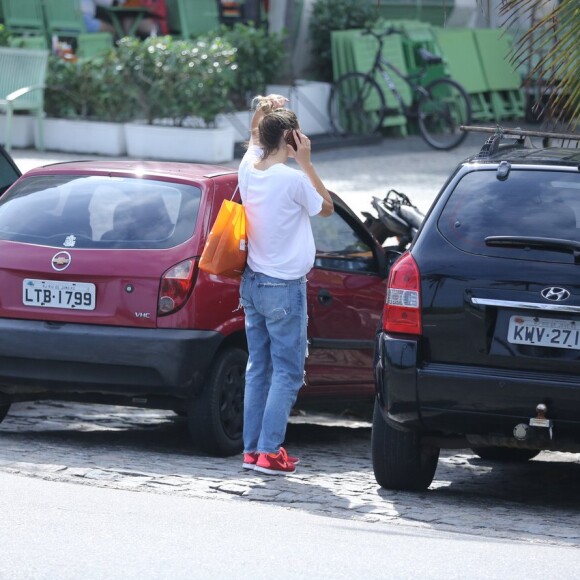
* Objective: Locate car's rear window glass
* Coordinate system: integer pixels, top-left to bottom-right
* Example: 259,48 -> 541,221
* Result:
0,174 -> 202,249
438,169 -> 580,263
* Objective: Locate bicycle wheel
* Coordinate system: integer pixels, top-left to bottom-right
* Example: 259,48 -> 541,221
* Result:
417,78 -> 472,150
329,72 -> 385,136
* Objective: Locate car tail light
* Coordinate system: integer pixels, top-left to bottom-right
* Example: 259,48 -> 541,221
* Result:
383,252 -> 422,335
158,259 -> 197,316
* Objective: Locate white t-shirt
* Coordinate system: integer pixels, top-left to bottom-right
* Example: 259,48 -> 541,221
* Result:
238,145 -> 323,280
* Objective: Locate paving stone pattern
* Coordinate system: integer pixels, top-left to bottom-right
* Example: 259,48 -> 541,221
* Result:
1,402 -> 579,548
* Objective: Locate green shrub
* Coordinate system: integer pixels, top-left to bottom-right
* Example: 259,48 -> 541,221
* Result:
217,23 -> 285,111
0,24 -> 10,46
113,35 -> 237,126
45,52 -> 134,122
309,0 -> 377,82
45,35 -> 237,126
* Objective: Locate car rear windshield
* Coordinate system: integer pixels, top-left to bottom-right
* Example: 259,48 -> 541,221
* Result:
0,174 -> 202,249
438,168 -> 580,263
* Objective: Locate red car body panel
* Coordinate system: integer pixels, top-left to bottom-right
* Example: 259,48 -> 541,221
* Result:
0,155 -> 387,405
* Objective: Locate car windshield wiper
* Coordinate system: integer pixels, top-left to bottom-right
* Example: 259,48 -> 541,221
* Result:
485,236 -> 580,263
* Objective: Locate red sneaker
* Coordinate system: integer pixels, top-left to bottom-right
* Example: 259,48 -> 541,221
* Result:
242,452 -> 259,470
243,448 -> 299,471
255,449 -> 296,475
279,447 -> 300,466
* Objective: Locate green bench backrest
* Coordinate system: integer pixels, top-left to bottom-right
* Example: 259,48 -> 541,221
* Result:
43,0 -> 85,36
434,28 -> 489,93
473,28 -> 521,91
0,47 -> 48,108
166,0 -> 219,38
1,0 -> 45,35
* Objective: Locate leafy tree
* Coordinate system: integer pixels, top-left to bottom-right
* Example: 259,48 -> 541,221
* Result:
309,0 -> 376,82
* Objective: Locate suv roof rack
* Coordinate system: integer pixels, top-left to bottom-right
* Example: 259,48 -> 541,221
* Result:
460,125 -> 580,159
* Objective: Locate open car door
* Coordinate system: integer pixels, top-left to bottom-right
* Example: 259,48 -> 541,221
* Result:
305,195 -> 388,398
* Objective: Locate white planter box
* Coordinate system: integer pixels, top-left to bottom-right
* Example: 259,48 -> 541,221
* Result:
124,123 -> 235,163
41,119 -> 127,156
266,80 -> 332,135
216,110 -> 251,143
0,114 -> 35,149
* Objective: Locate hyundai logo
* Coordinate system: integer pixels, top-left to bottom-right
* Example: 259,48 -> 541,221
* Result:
541,287 -> 570,302
51,251 -> 71,272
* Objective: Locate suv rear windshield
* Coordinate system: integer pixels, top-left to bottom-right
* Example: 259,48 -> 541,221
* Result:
0,174 -> 202,249
438,168 -> 580,263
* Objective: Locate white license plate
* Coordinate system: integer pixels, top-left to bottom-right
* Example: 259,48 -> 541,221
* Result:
508,315 -> 580,350
23,279 -> 96,311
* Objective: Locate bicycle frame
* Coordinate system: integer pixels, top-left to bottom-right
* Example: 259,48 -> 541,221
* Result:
374,56 -> 429,115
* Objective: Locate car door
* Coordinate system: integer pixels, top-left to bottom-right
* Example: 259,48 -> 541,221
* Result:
0,145 -> 21,196
304,196 -> 387,398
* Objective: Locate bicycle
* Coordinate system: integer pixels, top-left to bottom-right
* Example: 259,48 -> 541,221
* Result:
328,27 -> 472,150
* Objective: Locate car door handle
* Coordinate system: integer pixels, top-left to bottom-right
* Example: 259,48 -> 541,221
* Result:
318,289 -> 333,306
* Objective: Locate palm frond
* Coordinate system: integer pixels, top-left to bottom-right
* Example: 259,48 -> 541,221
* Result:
499,0 -> 579,130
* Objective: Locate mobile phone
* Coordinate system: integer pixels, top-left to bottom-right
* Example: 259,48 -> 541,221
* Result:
285,130 -> 297,151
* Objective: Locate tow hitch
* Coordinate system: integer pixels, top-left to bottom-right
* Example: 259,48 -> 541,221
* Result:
513,404 -> 553,442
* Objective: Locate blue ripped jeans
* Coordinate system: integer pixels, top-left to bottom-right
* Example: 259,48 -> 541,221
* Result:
240,267 -> 307,455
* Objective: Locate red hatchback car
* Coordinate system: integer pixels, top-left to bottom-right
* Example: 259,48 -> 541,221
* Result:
0,148 -> 388,455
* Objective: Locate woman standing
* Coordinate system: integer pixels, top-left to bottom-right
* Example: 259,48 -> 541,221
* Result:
239,94 -> 334,475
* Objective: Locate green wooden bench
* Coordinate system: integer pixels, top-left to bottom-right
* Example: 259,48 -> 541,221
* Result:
0,47 -> 49,152
166,0 -> 220,38
43,0 -> 113,58
0,0 -> 47,41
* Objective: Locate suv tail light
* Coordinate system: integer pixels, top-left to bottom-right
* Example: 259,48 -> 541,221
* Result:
158,259 -> 197,316
383,252 -> 422,335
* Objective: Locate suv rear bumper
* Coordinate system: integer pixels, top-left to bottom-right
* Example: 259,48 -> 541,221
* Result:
0,318 -> 223,401
375,333 -> 580,443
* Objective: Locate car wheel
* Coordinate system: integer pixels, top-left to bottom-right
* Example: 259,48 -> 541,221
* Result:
0,403 -> 10,424
471,447 -> 540,462
187,347 -> 247,457
372,400 -> 439,491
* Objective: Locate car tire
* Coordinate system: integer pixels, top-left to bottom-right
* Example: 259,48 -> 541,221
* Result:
0,403 -> 10,424
187,347 -> 247,457
372,400 -> 439,491
471,447 -> 540,462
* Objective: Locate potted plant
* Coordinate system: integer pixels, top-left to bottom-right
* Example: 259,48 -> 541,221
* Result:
117,36 -> 238,163
214,23 -> 285,143
43,52 -> 132,156
266,80 -> 333,136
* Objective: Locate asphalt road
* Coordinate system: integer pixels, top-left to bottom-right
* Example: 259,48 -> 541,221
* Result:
3,469 -> 580,580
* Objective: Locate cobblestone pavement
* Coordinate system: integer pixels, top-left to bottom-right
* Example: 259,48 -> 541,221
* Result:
1,401 -> 579,548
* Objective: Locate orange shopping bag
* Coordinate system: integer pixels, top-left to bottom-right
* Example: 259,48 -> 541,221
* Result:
199,189 -> 247,278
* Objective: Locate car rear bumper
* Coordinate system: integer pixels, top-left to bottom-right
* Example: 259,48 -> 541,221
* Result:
375,333 -> 580,443
0,318 -> 223,401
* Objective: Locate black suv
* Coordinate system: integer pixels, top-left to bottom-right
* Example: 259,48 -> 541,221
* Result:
372,128 -> 580,491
